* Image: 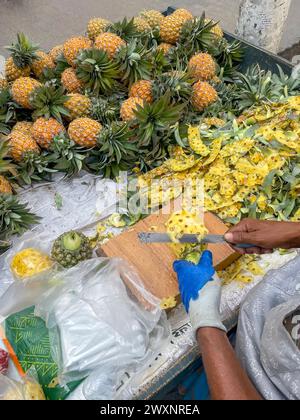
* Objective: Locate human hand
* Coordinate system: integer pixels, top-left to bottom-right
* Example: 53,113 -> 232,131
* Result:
173,250 -> 226,334
224,218 -> 300,254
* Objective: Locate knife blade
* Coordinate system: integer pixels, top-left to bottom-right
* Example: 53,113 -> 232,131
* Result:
138,232 -> 255,249
138,232 -> 225,244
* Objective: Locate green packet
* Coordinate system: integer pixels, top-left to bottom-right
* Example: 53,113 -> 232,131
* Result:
5,306 -> 81,400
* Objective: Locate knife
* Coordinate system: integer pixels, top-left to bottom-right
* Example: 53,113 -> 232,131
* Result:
138,232 -> 255,249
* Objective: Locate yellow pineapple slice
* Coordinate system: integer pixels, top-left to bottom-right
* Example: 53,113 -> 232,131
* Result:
11,248 -> 53,279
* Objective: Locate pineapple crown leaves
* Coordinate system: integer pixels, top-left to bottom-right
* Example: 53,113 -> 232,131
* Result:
88,122 -> 137,178
150,49 -> 171,76
179,13 -> 221,57
0,89 -> 21,134
152,70 -> 194,103
271,65 -> 300,98
30,85 -> 70,123
116,40 -> 153,86
0,138 -> 17,177
107,18 -> 140,42
0,193 -> 40,236
47,132 -> 88,177
5,32 -> 40,68
133,93 -> 186,146
75,48 -> 120,95
16,151 -> 56,185
90,95 -> 122,125
215,39 -> 245,71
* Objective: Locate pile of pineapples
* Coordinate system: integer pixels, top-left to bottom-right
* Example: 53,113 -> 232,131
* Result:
0,8 -> 298,244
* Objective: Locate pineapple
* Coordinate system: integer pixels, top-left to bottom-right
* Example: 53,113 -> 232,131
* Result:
9,131 -> 40,162
94,32 -> 126,59
48,44 -> 64,62
172,8 -> 193,21
10,248 -> 53,279
157,42 -> 173,55
188,53 -> 216,81
138,10 -> 164,28
188,126 -> 209,156
120,97 -> 144,121
68,117 -> 102,147
159,14 -> 186,44
205,18 -> 223,38
11,77 -> 42,109
0,78 -> 8,90
12,121 -> 33,134
129,79 -> 153,103
29,85 -> 69,123
0,175 -> 12,194
64,93 -> 91,120
133,17 -> 151,33
5,57 -> 30,82
31,51 -> 55,78
31,117 -> 65,149
87,18 -> 111,40
63,36 -> 92,67
61,67 -> 83,93
51,231 -> 93,268
5,33 -> 39,82
191,81 -> 218,111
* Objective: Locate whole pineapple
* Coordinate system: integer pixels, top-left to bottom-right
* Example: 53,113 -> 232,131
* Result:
31,51 -> 55,78
120,97 -> 144,121
5,33 -> 39,82
191,81 -> 218,111
9,131 -> 40,162
48,44 -> 64,62
5,57 -> 31,82
51,230 -> 93,268
68,117 -> 102,147
129,80 -> 153,103
94,32 -> 126,58
133,17 -> 151,33
0,139 -> 15,194
159,14 -> 187,44
63,36 -> 92,67
139,10 -> 164,28
11,77 -> 42,109
61,68 -> 83,93
64,93 -> 91,120
87,17 -> 111,40
188,53 -> 216,81
31,117 -> 65,149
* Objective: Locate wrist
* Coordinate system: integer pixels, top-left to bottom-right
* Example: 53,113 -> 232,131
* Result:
286,223 -> 300,248
196,327 -> 227,343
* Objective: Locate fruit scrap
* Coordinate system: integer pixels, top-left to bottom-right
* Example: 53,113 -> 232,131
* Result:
160,296 -> 177,310
10,248 -> 53,279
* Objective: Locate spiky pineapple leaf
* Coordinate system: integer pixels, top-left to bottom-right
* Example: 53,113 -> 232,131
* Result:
107,18 -> 140,42
0,193 -> 40,236
30,85 -> 70,123
75,48 -> 120,95
5,32 -> 39,68
116,40 -> 152,86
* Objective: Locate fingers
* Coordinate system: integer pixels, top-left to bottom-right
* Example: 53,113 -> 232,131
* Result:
173,259 -> 191,273
197,250 -> 213,266
229,245 -> 274,255
224,230 -> 257,246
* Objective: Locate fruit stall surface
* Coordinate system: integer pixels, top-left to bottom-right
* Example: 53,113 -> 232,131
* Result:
0,6 -> 299,399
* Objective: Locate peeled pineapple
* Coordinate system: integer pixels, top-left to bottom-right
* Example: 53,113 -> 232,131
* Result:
11,248 -> 53,279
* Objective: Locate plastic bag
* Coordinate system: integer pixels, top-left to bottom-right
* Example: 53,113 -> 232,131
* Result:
0,257 -> 170,399
0,349 -> 9,375
0,369 -> 45,400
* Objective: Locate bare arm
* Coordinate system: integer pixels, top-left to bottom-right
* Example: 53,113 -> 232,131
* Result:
197,328 -> 262,400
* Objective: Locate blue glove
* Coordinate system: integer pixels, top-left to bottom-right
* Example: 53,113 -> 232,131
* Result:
173,250 -> 215,312
173,250 -> 226,334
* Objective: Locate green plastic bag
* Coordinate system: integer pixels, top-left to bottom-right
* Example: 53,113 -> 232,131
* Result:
5,306 -> 81,400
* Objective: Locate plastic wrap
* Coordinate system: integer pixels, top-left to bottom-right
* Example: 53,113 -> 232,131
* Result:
0,369 -> 45,400
0,257 -> 170,399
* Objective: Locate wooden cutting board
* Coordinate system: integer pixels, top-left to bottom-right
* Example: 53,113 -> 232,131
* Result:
98,211 -> 239,303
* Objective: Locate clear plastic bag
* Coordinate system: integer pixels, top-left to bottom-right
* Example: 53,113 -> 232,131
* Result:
0,368 -> 45,400
0,257 -> 170,399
